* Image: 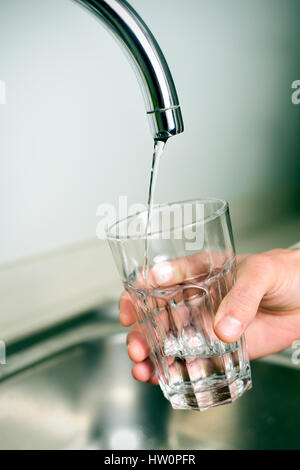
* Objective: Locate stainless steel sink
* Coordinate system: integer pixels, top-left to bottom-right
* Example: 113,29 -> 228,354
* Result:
0,306 -> 299,450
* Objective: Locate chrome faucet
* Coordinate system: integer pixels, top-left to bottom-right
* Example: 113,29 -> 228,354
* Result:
74,0 -> 184,140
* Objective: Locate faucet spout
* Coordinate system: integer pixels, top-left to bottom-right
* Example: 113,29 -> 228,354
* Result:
74,0 -> 184,140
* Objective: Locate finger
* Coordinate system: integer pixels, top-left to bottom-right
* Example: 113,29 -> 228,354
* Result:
127,325 -> 150,362
132,358 -> 154,382
149,251 -> 216,287
214,254 -> 276,343
149,250 -> 242,288
150,260 -> 185,287
133,250 -> 237,291
132,252 -> 212,289
119,291 -> 136,326
147,373 -> 159,385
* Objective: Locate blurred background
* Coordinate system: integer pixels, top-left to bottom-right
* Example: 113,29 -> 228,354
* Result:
0,0 -> 299,450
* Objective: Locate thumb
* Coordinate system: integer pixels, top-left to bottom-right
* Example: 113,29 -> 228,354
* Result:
213,254 -> 275,343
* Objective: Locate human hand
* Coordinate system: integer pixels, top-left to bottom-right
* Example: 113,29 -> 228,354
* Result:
119,249 -> 300,384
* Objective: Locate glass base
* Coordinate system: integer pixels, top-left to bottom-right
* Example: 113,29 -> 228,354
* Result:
162,371 -> 252,411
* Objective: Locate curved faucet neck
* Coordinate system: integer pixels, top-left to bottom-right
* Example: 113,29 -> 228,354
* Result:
74,0 -> 184,140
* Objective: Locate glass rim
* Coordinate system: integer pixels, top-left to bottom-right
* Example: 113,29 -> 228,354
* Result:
105,197 -> 228,241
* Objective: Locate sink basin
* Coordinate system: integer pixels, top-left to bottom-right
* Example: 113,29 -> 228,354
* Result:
0,308 -> 299,450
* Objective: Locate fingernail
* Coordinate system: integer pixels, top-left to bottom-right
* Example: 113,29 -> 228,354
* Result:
152,262 -> 181,285
215,316 -> 243,340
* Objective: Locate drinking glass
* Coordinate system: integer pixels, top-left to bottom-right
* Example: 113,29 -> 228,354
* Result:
106,198 -> 252,411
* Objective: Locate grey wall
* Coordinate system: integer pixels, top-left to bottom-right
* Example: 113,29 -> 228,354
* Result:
0,0 -> 299,265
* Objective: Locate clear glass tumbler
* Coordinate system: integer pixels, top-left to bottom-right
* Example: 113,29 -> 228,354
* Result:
106,198 -> 252,411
